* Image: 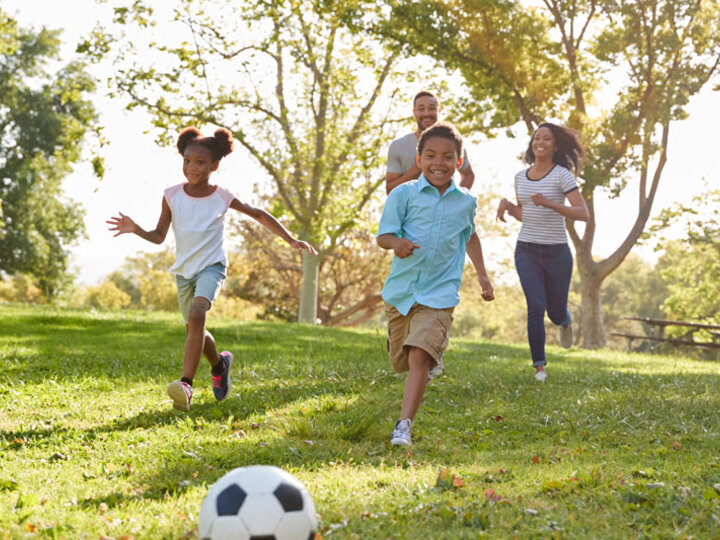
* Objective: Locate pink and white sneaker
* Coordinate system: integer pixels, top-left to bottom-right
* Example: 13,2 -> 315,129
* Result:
167,380 -> 193,412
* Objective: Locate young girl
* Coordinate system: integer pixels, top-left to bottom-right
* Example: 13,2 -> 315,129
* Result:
107,127 -> 316,411
496,123 -> 589,382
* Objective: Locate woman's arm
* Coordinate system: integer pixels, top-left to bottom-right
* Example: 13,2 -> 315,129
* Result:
496,197 -> 523,222
531,188 -> 588,221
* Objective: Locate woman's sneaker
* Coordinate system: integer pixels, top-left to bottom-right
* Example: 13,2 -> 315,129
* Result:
167,380 -> 193,412
391,419 -> 412,446
558,323 -> 573,348
212,351 -> 233,401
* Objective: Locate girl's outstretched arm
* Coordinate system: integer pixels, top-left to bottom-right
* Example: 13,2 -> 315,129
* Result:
106,197 -> 171,244
230,198 -> 317,255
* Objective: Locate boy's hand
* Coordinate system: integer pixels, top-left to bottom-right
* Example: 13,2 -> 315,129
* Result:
393,238 -> 420,258
289,238 -> 318,255
107,213 -> 137,236
478,275 -> 494,301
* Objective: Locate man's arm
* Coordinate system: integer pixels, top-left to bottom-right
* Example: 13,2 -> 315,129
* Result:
459,163 -> 475,190
386,163 -> 422,194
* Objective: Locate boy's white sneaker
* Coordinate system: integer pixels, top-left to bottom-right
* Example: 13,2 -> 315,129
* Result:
558,323 -> 573,348
534,370 -> 547,382
391,419 -> 412,446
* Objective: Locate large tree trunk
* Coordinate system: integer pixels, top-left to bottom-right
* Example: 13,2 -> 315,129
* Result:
576,261 -> 606,349
298,252 -> 320,324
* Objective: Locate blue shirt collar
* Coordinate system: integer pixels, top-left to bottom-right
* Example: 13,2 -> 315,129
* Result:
417,173 -> 458,197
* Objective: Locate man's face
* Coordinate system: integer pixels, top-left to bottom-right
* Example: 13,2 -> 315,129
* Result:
413,96 -> 439,131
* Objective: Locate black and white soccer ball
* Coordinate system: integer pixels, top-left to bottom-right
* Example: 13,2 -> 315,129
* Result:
199,465 -> 318,540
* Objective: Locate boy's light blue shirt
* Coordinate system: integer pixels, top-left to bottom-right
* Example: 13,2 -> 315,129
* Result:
378,174 -> 477,316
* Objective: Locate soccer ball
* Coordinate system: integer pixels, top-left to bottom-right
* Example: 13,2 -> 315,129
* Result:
198,465 -> 318,540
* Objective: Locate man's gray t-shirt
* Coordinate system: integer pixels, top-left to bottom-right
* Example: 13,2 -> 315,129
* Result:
386,132 -> 470,175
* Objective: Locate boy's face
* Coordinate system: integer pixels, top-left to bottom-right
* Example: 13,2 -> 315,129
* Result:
416,136 -> 463,192
413,95 -> 439,131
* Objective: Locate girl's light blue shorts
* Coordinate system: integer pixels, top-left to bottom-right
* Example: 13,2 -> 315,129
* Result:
175,262 -> 227,323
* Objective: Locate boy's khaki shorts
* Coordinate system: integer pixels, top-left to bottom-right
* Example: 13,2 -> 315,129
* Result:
385,302 -> 454,373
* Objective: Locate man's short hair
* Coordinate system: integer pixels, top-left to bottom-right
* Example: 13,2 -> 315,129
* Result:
413,91 -> 437,107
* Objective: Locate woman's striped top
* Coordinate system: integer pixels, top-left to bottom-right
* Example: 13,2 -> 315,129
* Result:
514,164 -> 578,244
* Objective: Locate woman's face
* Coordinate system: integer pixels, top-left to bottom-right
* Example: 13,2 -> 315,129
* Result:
531,127 -> 557,161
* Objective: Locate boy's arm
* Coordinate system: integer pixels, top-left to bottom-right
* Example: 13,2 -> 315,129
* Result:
230,198 -> 317,254
466,232 -> 494,301
106,197 -> 171,244
377,234 -> 419,258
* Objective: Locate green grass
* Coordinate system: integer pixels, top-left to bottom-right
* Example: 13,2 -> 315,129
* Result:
1,303 -> 720,539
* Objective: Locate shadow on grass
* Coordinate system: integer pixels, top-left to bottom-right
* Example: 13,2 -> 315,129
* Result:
3,305 -> 720,528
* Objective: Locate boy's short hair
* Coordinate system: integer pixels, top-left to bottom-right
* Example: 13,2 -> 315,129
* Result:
413,90 -> 437,107
417,121 -> 463,158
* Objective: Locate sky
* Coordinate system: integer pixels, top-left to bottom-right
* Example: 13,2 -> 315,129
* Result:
4,1 -> 718,285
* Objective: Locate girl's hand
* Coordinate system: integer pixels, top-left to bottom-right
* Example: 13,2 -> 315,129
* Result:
531,193 -> 552,208
290,238 -> 318,255
478,275 -> 494,301
496,198 -> 509,222
393,238 -> 420,259
107,213 -> 137,236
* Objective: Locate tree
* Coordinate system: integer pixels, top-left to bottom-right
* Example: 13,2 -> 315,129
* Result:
383,0 -> 720,347
653,189 -> 720,331
0,9 -> 100,298
228,205 -> 388,325
81,0 -> 409,323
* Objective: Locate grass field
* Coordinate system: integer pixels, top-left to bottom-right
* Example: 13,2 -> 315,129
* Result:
1,304 -> 720,539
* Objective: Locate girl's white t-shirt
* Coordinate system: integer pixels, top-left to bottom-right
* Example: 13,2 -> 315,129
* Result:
164,183 -> 235,279
514,165 -> 579,244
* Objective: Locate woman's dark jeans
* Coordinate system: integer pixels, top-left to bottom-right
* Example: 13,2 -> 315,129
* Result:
514,240 -> 573,367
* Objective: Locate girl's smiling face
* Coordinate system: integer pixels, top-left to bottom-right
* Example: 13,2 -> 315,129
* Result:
182,144 -> 218,185
417,136 -> 462,192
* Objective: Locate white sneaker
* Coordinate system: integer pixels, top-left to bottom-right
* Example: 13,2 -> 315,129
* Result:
558,323 -> 573,348
390,419 -> 412,446
428,356 -> 445,381
534,370 -> 547,382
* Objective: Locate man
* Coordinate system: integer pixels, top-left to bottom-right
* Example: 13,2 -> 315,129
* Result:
385,91 -> 475,194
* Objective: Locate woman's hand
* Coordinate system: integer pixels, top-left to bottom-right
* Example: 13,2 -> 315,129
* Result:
496,198 -> 509,222
531,193 -> 553,208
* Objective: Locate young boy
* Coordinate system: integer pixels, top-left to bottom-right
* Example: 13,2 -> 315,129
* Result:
377,121 -> 494,446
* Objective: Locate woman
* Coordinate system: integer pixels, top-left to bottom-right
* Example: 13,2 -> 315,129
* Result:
497,123 -> 589,382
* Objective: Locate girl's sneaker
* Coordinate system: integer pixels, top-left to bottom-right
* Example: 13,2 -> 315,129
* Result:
212,351 -> 233,401
391,419 -> 412,446
167,380 -> 193,412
